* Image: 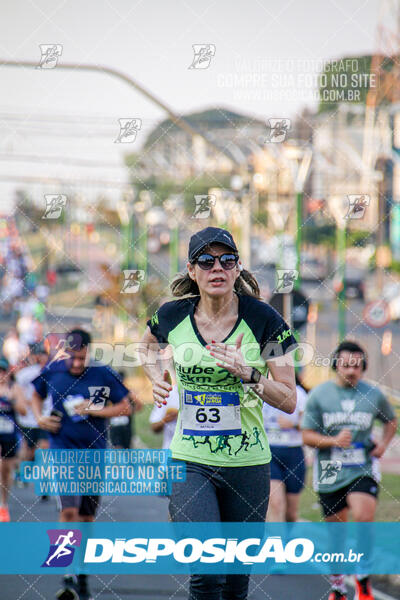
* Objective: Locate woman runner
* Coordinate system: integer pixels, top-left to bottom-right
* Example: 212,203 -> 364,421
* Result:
141,227 -> 298,600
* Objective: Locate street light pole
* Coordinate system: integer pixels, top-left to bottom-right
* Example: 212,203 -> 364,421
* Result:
337,222 -> 347,342
295,190 -> 302,291
165,194 -> 183,280
282,146 -> 312,292
170,225 -> 179,280
140,225 -> 148,276
328,195 -> 349,343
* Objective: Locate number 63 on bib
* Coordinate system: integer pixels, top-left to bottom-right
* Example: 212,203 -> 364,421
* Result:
180,389 -> 241,436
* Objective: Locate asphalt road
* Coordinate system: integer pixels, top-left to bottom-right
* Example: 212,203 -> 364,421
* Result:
301,281 -> 400,389
0,271 -> 398,599
1,483 -> 398,600
0,484 -> 333,600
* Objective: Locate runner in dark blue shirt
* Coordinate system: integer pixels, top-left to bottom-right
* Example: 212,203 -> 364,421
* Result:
32,361 -> 129,450
31,329 -> 131,600
0,356 -> 27,522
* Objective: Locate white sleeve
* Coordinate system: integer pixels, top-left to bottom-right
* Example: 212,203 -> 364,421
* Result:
149,385 -> 179,424
296,386 -> 308,413
149,403 -> 166,424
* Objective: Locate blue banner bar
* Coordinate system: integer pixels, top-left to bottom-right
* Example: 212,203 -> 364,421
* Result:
0,522 -> 398,574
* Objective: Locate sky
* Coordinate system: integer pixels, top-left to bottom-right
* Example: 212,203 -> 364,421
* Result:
0,0 -> 380,211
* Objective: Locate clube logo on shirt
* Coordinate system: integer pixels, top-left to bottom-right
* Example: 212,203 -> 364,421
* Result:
42,529 -> 82,567
175,363 -> 238,386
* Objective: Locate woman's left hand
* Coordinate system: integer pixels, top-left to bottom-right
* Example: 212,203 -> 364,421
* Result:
206,333 -> 252,381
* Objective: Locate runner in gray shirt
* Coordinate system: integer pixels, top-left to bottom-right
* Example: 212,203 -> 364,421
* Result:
302,340 -> 397,600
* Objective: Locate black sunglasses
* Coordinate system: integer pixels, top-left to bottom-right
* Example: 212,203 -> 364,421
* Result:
193,253 -> 239,270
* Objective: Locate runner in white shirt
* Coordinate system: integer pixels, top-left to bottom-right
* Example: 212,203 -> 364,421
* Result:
149,385 -> 179,449
263,375 -> 308,521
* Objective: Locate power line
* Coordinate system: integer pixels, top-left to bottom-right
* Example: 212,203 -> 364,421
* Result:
0,125 -> 127,139
0,174 -> 131,189
0,153 -> 123,168
0,112 -> 159,124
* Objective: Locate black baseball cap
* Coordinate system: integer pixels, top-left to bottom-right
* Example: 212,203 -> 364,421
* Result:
188,227 -> 238,262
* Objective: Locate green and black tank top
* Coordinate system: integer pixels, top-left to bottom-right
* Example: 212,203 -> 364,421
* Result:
147,294 -> 297,467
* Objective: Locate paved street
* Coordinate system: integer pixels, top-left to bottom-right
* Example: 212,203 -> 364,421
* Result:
0,482 -> 398,600
0,484 -> 333,600
301,281 -> 400,390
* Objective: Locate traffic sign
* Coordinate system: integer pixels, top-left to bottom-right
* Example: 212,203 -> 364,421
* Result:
363,299 -> 391,328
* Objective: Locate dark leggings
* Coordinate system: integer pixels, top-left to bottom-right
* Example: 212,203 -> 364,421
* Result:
169,461 -> 270,600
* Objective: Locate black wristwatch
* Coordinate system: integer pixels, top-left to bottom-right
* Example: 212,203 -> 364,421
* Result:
246,367 -> 261,384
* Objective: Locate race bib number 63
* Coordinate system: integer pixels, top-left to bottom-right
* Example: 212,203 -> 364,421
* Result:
180,389 -> 241,436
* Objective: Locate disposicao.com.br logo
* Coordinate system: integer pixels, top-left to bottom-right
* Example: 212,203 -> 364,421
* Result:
9,522 -> 397,574
83,536 -> 314,565
41,532 -> 366,571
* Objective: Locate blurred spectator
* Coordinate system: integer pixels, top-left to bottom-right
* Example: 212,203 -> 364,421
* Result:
15,343 -> 51,462
0,357 -> 27,521
2,329 -> 28,366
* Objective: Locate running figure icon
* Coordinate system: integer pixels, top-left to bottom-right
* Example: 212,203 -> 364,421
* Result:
46,531 -> 77,566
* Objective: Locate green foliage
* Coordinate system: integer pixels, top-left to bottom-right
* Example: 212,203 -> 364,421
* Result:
134,403 -> 162,449
254,210 -> 268,227
15,192 -> 65,228
318,56 -> 372,114
345,229 -> 372,248
390,260 -> 400,275
302,224 -> 336,247
302,224 -> 372,249
124,171 -> 232,214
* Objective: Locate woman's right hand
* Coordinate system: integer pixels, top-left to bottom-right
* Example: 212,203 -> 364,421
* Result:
152,370 -> 173,407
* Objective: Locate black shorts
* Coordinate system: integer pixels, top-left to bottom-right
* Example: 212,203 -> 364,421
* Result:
57,494 -> 100,516
319,476 -> 379,517
20,427 -> 48,449
0,436 -> 19,458
109,424 -> 131,449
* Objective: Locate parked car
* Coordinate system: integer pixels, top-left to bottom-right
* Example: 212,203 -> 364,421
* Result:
252,263 -> 277,300
300,254 -> 327,282
55,262 -> 82,283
